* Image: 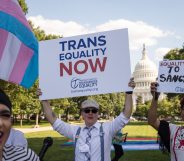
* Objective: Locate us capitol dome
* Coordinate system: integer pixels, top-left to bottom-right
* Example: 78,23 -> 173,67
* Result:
132,44 -> 158,103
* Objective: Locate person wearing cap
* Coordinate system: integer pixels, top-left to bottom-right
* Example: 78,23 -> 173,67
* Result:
37,78 -> 135,161
0,89 -> 40,161
148,82 -> 184,161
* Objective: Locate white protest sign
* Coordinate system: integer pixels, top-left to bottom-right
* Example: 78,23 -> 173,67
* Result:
157,60 -> 184,93
39,28 -> 132,100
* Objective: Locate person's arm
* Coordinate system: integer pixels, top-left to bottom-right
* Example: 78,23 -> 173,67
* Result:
123,78 -> 135,118
148,82 -> 160,130
37,89 -> 79,140
37,89 -> 57,125
158,120 -> 170,152
41,100 -> 57,125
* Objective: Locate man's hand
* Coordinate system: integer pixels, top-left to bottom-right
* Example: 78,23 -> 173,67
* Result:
128,77 -> 135,89
123,78 -> 135,118
150,82 -> 160,100
126,78 -> 135,94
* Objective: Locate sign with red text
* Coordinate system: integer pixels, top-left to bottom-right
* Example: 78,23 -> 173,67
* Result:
39,29 -> 131,100
157,60 -> 184,93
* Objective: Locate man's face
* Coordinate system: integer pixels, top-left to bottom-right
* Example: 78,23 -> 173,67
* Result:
0,104 -> 11,148
81,107 -> 98,127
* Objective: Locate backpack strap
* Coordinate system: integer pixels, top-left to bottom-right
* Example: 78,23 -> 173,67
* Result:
100,123 -> 104,161
74,127 -> 81,160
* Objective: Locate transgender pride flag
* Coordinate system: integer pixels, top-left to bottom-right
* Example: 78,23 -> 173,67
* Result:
0,0 -> 38,88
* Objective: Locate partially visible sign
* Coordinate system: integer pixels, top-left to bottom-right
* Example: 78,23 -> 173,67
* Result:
157,60 -> 184,93
39,28 -> 132,100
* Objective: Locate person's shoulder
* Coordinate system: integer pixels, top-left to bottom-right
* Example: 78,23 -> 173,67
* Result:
11,128 -> 24,135
169,122 -> 179,131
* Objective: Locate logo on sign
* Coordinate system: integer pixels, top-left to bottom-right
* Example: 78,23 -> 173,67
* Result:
71,78 -> 98,89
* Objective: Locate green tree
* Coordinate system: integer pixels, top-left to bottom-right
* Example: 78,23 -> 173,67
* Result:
156,96 -> 181,121
51,98 -> 78,122
18,0 -> 28,14
164,47 -> 184,60
90,93 -> 125,119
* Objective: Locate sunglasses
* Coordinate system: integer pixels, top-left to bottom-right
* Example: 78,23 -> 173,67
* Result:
83,108 -> 98,114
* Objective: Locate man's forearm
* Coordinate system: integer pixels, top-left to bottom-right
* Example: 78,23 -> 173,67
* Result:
123,93 -> 133,118
148,99 -> 159,130
41,100 -> 57,125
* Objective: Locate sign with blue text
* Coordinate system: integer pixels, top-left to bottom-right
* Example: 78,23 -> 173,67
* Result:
157,60 -> 184,93
39,28 -> 131,100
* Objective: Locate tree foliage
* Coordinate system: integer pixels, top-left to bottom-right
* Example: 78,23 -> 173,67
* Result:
18,0 -> 28,14
164,47 -> 184,60
157,96 -> 181,120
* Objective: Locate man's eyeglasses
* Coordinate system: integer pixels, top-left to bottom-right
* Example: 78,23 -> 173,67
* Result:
83,108 -> 98,114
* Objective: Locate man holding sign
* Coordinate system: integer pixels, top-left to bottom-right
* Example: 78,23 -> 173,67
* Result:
148,82 -> 184,161
37,78 -> 135,161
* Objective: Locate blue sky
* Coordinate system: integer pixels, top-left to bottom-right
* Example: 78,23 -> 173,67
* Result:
26,0 -> 184,72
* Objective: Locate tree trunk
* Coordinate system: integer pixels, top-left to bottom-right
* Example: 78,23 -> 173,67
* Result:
20,114 -> 23,127
36,113 -> 39,125
34,113 -> 40,128
65,108 -> 69,122
58,113 -> 61,119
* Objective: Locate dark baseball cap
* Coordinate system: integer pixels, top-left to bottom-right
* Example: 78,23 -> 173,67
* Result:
0,89 -> 12,113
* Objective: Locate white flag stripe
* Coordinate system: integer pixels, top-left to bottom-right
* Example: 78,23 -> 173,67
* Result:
0,32 -> 21,80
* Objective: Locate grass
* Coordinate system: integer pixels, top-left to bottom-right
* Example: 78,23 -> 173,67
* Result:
12,120 -> 51,128
24,122 -> 170,161
123,124 -> 158,138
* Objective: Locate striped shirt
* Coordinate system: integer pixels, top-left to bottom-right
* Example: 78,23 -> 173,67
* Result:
3,145 -> 40,161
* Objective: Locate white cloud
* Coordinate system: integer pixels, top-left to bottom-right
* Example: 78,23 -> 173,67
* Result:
28,15 -> 90,37
28,16 -> 170,50
154,47 -> 171,61
28,15 -> 175,71
95,19 -> 170,51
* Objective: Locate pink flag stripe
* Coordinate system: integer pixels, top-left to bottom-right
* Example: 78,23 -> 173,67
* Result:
0,29 -> 8,61
9,43 -> 33,84
0,0 -> 31,30
0,32 -> 21,80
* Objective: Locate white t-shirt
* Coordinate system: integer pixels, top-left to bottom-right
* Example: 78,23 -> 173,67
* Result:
6,128 -> 27,147
170,123 -> 184,161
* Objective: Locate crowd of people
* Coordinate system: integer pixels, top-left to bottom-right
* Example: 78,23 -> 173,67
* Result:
0,78 -> 183,161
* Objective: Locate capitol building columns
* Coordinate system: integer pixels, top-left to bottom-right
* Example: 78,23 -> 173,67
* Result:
132,44 -> 158,108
